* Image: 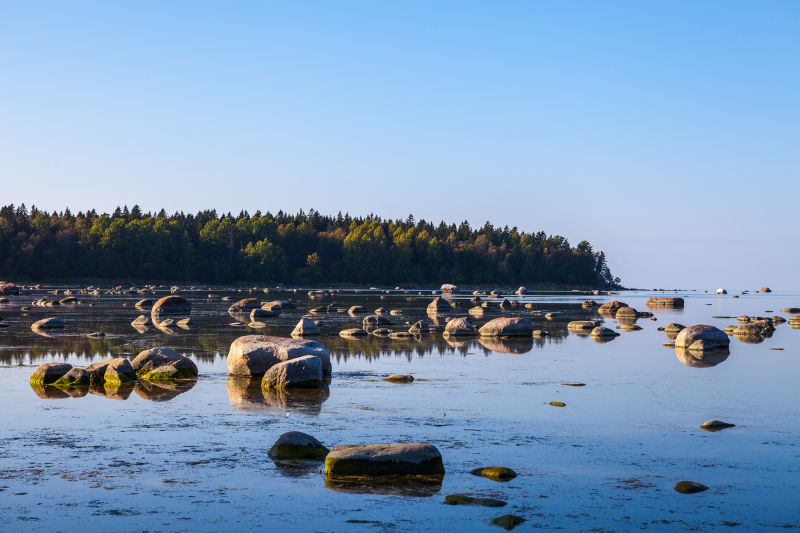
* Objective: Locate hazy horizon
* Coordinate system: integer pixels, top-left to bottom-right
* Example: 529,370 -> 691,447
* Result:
2,1 -> 798,290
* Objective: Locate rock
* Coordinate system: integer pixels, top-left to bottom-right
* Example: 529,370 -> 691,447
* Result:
408,320 -> 431,333
324,443 -> 445,476
0,281 -> 20,295
389,309 -> 403,316
371,327 -> 392,336
760,287 -> 772,293
363,314 -> 392,328
515,286 -> 527,295
339,328 -> 368,338
444,494 -> 507,507
131,315 -> 152,327
443,317 -> 477,336
228,298 -> 260,313
227,335 -> 331,376
374,307 -> 386,314
440,283 -> 457,294
85,358 -> 136,384
268,431 -> 329,460
389,331 -> 413,339
733,323 -> 767,339
781,307 -> 800,314
674,481 -> 708,494
468,306 -> 485,317
251,308 -> 278,319
151,295 -> 191,319
498,298 -> 513,310
582,299 -> 597,308
479,317 -> 533,337
426,297 -> 452,315
130,347 -> 198,380
470,466 -> 517,481
291,318 -> 321,337
531,329 -> 548,338
675,325 -> 730,351
86,331 -> 105,338
549,401 -> 566,407
715,288 -> 727,295
30,362 -> 73,385
598,300 -> 628,315
646,297 -> 685,308
700,419 -> 735,431
491,515 -> 526,530
615,306 -> 638,320
262,355 -> 323,389
567,320 -> 599,332
348,305 -> 367,315
562,382 -> 585,386
30,317 -> 65,333
590,326 -> 619,338
53,367 -> 89,387
59,296 -> 78,304
135,299 -> 153,309
383,374 -> 414,383
664,323 -> 685,337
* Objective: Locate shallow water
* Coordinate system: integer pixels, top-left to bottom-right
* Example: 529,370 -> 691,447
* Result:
1,287 -> 799,531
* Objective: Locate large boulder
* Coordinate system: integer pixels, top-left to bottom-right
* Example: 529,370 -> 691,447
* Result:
515,286 -> 527,296
130,347 -> 198,380
443,318 -> 477,336
30,362 -> 73,386
228,298 -> 260,313
291,318 -> 321,337
568,320 -> 599,332
363,314 -> 392,328
440,284 -> 457,294
426,297 -> 452,315
615,307 -> 638,320
646,297 -> 684,308
675,325 -> 730,351
408,320 -> 431,333
268,431 -> 329,460
85,358 -> 136,384
227,335 -> 331,376
715,288 -> 727,295
478,317 -> 533,337
262,355 -> 323,389
135,299 -> 154,310
151,296 -> 191,320
324,443 -> 445,476
31,317 -> 64,330
53,367 -> 89,387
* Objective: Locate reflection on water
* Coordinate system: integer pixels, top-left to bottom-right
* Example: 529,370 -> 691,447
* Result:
227,376 -> 330,415
30,379 -> 195,401
135,379 -> 196,401
324,474 -> 444,497
477,337 -> 534,354
674,347 -> 730,368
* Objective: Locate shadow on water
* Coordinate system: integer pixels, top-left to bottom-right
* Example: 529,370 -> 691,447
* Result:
29,380 -> 196,402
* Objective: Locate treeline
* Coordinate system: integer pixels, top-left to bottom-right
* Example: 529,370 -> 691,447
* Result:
0,204 -> 619,287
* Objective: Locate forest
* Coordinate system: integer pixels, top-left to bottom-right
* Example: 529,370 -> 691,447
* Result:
0,204 -> 619,287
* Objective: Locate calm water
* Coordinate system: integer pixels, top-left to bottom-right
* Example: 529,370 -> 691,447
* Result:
1,287 -> 798,532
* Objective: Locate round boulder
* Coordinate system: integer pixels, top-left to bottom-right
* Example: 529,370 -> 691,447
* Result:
674,325 -> 730,351
227,335 -> 331,377
261,355 -> 323,390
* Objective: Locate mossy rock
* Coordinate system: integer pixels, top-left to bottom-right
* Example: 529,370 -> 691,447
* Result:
53,367 -> 89,387
30,362 -> 73,386
471,466 -> 517,481
141,365 -> 197,382
492,515 -> 526,530
444,494 -> 507,507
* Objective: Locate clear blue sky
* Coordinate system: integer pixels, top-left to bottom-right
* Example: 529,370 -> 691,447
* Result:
1,1 -> 798,289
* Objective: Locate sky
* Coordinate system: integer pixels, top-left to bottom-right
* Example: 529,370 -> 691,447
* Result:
1,1 -> 798,290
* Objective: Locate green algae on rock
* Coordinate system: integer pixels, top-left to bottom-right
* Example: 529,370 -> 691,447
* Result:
30,362 -> 73,386
444,494 -> 507,507
52,367 -> 89,387
470,466 -> 517,481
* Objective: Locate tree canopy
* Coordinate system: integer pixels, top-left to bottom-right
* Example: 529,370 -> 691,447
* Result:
0,204 -> 619,287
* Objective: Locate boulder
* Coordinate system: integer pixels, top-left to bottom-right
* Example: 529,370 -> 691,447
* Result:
590,326 -> 619,338
645,297 -> 685,308
567,320 -> 599,332
324,443 -> 444,476
444,494 -> 507,507
443,317 -> 477,336
131,315 -> 152,327
615,307 -> 638,320
130,347 -> 198,380
715,288 -> 727,295
470,466 -> 517,481
674,325 -> 730,351
85,358 -> 136,384
251,308 -> 278,319
440,284 -> 457,294
348,305 -> 367,315
478,317 -> 534,337
0,281 -> 20,295
597,300 -> 628,315
227,335 -> 331,376
268,431 -> 329,460
53,367 -> 90,387
363,314 -> 392,327
339,328 -> 368,338
151,295 -> 191,319
426,297 -> 452,315
262,355 -> 323,389
32,317 -> 64,329
228,298 -> 260,313
383,374 -> 414,383
674,481 -> 708,494
408,320 -> 430,333
291,318 -> 321,337
135,299 -> 154,310
30,362 -> 72,386
700,419 -> 735,431
582,299 -> 597,308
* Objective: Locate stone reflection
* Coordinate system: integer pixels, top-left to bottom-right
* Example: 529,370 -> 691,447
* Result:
89,381 -> 135,400
477,337 -> 533,354
675,347 -> 730,368
226,376 -> 330,415
134,379 -> 196,402
324,474 -> 443,497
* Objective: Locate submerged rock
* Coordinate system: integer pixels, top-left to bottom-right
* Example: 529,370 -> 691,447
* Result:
339,328 -> 368,338
383,374 -> 414,383
227,335 -> 331,377
324,443 -> 445,476
479,317 -> 533,337
262,355 -> 323,390
268,431 -> 329,460
491,515 -> 526,530
470,466 -> 517,481
444,494 -> 506,507
674,481 -> 708,494
700,419 -> 735,431
130,347 -> 198,380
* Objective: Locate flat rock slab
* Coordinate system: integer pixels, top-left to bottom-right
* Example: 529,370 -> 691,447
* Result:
444,494 -> 507,507
325,443 -> 445,476
227,335 -> 331,376
383,374 -> 414,383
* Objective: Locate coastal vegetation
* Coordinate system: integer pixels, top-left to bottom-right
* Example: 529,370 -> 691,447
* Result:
0,204 -> 618,286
